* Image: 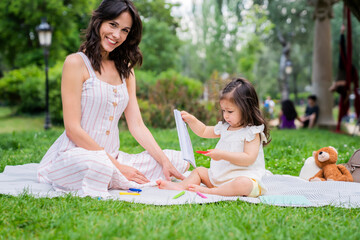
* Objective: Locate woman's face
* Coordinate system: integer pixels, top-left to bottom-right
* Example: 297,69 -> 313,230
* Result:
99,11 -> 133,54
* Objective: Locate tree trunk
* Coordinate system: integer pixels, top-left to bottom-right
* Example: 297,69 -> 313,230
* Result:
279,54 -> 290,100
312,18 -> 336,128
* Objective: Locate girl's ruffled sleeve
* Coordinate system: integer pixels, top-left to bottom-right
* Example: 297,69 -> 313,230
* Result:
245,124 -> 267,143
214,121 -> 224,135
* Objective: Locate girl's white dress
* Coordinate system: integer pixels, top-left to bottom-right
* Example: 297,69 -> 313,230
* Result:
208,121 -> 267,190
37,52 -> 188,197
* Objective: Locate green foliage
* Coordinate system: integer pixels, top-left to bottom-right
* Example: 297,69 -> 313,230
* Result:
237,35 -> 264,82
134,0 -> 179,31
135,69 -> 209,128
255,0 -> 314,97
0,0 -> 99,70
178,0 -> 274,85
135,0 -> 182,73
0,62 -> 64,123
134,69 -> 157,100
140,19 -> 181,73
0,65 -> 43,107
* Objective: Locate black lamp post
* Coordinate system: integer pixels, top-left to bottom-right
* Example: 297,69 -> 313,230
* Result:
36,18 -> 53,130
285,59 -> 297,103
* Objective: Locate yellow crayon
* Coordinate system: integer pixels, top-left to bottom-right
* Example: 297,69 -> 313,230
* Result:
119,192 -> 140,196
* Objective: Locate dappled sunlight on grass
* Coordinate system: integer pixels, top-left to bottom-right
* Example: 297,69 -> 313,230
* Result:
0,107 -> 63,133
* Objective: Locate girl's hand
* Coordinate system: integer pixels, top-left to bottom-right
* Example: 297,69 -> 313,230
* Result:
180,111 -> 196,124
204,149 -> 224,161
162,160 -> 185,181
118,164 -> 150,184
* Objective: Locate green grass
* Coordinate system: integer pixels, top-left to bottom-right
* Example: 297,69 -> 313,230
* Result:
0,107 -> 46,133
1,117 -> 360,239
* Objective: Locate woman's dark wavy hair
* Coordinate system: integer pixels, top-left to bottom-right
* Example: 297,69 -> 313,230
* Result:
79,0 -> 142,79
220,78 -> 271,145
281,99 -> 298,121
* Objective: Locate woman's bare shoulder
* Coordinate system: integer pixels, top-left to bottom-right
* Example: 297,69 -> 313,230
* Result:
62,53 -> 88,82
63,53 -> 84,67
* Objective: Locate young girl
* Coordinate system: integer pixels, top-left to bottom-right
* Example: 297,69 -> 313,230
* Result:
157,78 -> 271,197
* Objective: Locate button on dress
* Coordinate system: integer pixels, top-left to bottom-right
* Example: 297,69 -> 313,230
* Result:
37,52 -> 188,197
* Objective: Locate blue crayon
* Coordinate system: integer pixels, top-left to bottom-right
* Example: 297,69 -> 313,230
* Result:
129,188 -> 142,192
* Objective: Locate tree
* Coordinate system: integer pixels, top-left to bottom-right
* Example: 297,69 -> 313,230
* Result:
134,0 -> 181,73
259,0 -> 314,100
178,0 -> 272,83
0,0 -> 98,71
0,0 -> 182,75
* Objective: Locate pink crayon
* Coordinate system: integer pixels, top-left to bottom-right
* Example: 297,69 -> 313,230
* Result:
196,191 -> 207,199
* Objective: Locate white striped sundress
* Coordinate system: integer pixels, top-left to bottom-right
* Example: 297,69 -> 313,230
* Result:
37,52 -> 188,197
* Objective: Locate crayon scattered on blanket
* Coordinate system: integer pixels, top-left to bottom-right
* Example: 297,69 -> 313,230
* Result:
119,192 -> 140,196
196,150 -> 210,154
129,188 -> 142,192
173,191 -> 185,199
196,191 -> 207,199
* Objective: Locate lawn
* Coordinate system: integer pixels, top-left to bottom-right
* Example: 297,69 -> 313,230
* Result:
0,113 -> 360,239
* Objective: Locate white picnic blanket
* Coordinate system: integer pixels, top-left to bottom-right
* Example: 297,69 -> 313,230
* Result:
1,163 -> 360,208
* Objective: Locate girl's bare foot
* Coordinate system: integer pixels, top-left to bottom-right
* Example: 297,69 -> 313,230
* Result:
188,184 -> 213,194
156,180 -> 185,190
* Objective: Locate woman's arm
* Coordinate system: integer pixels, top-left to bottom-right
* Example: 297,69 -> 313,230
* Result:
124,69 -> 184,180
180,111 -> 219,138
61,54 -> 149,184
62,54 -> 104,150
204,134 -> 261,166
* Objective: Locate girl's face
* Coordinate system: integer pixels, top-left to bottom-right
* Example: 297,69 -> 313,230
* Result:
99,11 -> 133,55
220,99 -> 242,128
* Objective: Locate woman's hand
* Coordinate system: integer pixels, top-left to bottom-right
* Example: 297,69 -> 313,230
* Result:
118,164 -> 150,184
204,149 -> 224,161
162,160 -> 185,181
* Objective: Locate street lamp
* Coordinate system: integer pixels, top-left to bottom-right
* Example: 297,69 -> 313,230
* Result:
285,60 -> 293,75
36,18 -> 52,130
285,60 -> 298,104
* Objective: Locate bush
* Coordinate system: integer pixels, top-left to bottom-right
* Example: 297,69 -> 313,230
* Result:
0,65 -> 43,109
147,69 -> 204,128
1,66 -> 218,128
134,70 -> 157,99
0,62 -> 64,123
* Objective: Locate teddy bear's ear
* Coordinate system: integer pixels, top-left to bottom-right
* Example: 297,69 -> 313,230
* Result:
328,146 -> 338,154
313,151 -> 317,157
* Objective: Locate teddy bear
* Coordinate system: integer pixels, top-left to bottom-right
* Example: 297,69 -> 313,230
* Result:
309,146 -> 353,182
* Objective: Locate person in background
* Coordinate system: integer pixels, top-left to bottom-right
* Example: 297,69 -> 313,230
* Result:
300,95 -> 319,128
264,96 -> 275,119
278,99 -> 301,129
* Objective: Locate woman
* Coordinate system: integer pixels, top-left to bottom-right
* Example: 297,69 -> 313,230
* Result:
37,0 -> 187,197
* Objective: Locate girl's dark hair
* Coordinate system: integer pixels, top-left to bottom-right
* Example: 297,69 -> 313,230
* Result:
79,0 -> 143,79
281,99 -> 298,121
220,78 -> 271,145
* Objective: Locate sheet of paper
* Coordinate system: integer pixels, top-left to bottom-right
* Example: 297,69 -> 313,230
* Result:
174,109 -> 196,168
